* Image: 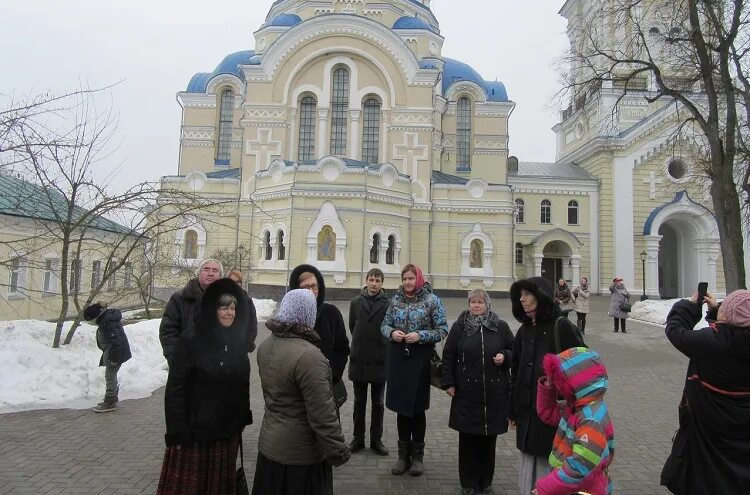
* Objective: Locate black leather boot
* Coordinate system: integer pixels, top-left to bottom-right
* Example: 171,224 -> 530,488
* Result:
370,438 -> 389,456
391,441 -> 411,475
409,441 -> 425,476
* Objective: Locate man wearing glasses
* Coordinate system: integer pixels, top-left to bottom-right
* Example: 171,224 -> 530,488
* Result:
288,264 -> 350,410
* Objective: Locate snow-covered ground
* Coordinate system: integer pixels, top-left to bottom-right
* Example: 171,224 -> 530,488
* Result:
0,299 -> 276,414
629,298 -> 709,329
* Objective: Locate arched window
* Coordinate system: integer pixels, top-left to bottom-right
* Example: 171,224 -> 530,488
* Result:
298,96 -> 317,161
264,231 -> 272,260
515,243 -> 524,265
317,225 -> 336,261
276,231 -> 286,261
184,230 -> 198,259
540,199 -> 552,224
216,89 -> 234,164
361,98 -> 381,163
370,233 -> 380,263
330,67 -> 350,155
386,235 -> 395,265
567,200 -> 579,225
515,198 -> 525,223
456,97 -> 471,170
470,239 -> 483,268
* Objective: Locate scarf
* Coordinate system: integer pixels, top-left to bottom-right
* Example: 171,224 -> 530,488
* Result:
412,265 -> 426,293
463,309 -> 500,336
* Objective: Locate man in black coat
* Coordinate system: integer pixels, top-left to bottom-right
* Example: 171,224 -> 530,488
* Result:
347,268 -> 389,456
288,264 -> 350,408
507,276 -> 585,495
160,259 -> 258,366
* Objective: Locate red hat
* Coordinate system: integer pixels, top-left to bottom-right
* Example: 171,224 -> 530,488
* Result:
613,277 -> 623,283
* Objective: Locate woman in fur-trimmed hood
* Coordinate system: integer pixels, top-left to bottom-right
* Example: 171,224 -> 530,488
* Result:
253,289 -> 350,495
508,277 -> 585,495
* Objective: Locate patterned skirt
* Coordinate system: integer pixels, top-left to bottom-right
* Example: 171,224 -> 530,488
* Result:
157,436 -> 240,495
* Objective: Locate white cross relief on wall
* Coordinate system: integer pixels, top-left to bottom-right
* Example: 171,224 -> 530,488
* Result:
643,171 -> 663,199
392,132 -> 428,178
246,129 -> 282,172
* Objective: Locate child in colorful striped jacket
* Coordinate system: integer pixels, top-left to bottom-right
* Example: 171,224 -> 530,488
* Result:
532,347 -> 615,495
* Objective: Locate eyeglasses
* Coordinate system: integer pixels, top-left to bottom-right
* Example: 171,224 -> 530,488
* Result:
300,283 -> 319,290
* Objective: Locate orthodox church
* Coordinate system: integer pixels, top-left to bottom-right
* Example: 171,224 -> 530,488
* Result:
156,0 -> 725,298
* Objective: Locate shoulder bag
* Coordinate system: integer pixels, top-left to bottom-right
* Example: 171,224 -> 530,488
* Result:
236,434 -> 249,495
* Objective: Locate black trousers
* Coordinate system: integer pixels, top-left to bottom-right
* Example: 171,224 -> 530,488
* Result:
577,312 -> 587,333
352,381 -> 385,441
614,318 -> 626,331
458,432 -> 497,490
396,412 -> 426,442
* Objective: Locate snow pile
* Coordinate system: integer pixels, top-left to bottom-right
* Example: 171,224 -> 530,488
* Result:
630,298 -> 709,329
0,299 -> 276,414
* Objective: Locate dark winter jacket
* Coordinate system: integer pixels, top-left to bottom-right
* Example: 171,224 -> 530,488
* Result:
160,278 -> 258,365
163,278 -> 252,447
508,276 -> 586,456
663,300 -> 750,494
256,318 -> 350,466
380,283 -> 449,416
441,310 -> 514,436
554,283 -> 572,307
348,287 -> 389,383
288,264 -> 350,383
95,308 -> 132,367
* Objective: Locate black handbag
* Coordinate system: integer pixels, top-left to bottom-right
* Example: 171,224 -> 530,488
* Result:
660,393 -> 690,494
429,348 -> 443,389
236,436 -> 249,495
332,380 -> 348,408
620,301 -> 632,312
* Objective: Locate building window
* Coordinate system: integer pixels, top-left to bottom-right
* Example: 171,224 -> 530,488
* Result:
298,96 -> 317,161
541,199 -> 552,224
457,97 -> 471,170
515,243 -> 524,265
386,235 -> 395,265
317,225 -> 336,261
667,158 -> 687,180
329,67 -> 350,155
70,259 -> 82,294
123,262 -> 133,289
264,231 -> 272,261
361,98 -> 381,163
106,260 -> 117,291
216,89 -> 234,164
9,256 -> 25,294
184,230 -> 198,259
276,231 -> 286,261
567,200 -> 579,225
370,233 -> 380,263
43,258 -> 59,293
470,239 -> 483,268
91,260 -> 102,290
515,198 -> 525,223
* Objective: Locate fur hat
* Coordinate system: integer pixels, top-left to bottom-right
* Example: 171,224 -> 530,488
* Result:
720,289 -> 750,328
83,302 -> 106,322
275,289 -> 317,328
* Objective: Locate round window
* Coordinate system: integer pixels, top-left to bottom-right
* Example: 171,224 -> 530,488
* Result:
667,159 -> 687,180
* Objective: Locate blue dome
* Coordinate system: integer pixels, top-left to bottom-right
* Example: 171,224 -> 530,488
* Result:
270,13 -> 302,27
186,50 -> 255,93
393,16 -> 437,33
442,58 -> 509,102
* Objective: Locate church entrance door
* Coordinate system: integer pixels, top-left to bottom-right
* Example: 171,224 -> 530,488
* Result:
541,258 -> 562,287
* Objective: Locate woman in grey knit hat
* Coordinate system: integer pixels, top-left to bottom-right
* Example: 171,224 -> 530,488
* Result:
253,289 -> 350,495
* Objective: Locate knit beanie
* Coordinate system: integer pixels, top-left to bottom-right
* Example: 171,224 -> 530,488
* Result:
83,302 -> 106,322
720,289 -> 750,328
275,289 -> 317,328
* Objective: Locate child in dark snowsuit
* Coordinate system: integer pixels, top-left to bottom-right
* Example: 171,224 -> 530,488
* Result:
83,302 -> 132,413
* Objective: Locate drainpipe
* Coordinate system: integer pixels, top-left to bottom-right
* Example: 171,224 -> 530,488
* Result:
284,162 -> 298,291
176,94 -> 184,175
360,165 -> 369,284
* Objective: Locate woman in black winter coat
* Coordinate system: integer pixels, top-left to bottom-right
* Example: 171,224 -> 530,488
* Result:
661,289 -> 750,494
507,277 -> 585,495
157,278 -> 252,495
442,288 -> 514,495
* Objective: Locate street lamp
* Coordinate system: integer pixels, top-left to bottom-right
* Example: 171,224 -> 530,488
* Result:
238,245 -> 245,286
640,250 -> 648,301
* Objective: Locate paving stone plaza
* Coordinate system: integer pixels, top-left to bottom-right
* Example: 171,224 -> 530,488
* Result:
0,295 -> 685,494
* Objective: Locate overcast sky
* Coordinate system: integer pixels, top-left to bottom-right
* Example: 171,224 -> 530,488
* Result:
2,0 -> 569,188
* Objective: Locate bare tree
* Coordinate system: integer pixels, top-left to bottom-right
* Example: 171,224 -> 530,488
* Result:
559,0 -> 749,290
0,88 -> 238,346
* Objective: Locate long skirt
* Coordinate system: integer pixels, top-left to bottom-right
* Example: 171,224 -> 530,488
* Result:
156,436 -> 240,495
251,452 -> 333,495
